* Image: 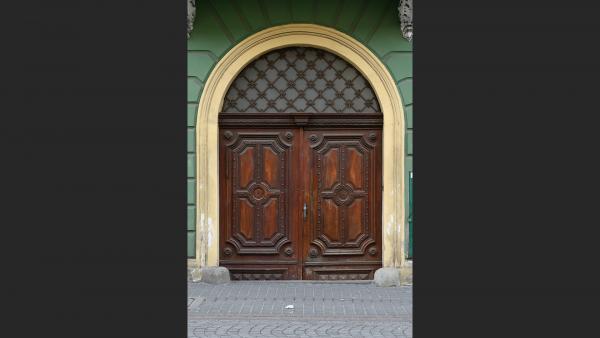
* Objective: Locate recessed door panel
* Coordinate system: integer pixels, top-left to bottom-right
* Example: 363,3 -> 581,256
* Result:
219,129 -> 302,280
302,130 -> 382,280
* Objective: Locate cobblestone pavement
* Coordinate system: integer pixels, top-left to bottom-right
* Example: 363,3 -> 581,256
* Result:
188,281 -> 412,337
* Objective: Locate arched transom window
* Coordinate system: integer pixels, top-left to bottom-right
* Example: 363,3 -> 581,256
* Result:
222,47 -> 381,114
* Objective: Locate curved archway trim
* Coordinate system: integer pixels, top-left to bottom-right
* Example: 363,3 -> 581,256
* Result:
195,24 -> 406,269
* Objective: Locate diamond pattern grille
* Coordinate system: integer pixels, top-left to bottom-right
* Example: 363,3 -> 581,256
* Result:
222,47 -> 381,113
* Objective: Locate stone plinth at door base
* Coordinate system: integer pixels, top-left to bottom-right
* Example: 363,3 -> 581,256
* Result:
189,266 -> 231,284
374,262 -> 412,287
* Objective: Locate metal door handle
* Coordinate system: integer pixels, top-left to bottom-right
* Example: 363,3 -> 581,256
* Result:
303,202 -> 307,221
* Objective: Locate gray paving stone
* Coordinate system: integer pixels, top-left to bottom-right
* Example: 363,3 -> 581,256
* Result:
189,281 -> 412,337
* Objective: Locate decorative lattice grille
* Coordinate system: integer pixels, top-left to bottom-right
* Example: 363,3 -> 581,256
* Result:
222,47 -> 381,113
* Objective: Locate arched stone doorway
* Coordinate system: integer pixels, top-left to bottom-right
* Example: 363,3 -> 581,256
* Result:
193,24 -> 406,282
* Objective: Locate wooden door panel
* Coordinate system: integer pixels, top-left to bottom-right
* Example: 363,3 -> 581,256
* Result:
219,127 -> 382,280
219,128 -> 302,279
302,130 -> 382,280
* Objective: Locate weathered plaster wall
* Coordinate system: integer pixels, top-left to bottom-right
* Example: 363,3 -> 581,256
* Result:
187,0 -> 413,257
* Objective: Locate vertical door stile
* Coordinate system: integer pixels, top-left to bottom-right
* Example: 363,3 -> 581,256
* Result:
298,128 -> 304,279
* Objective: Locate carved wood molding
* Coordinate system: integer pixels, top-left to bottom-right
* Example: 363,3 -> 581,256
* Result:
223,131 -> 293,256
229,268 -> 287,280
219,114 -> 384,128
308,131 -> 379,258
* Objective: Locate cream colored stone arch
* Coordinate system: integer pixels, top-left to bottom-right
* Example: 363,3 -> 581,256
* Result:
194,24 -> 406,274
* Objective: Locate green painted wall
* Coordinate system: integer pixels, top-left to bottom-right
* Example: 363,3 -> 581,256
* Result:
187,0 -> 413,258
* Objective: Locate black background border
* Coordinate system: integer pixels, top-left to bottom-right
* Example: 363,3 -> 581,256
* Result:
415,1 -> 600,336
1,1 -> 187,337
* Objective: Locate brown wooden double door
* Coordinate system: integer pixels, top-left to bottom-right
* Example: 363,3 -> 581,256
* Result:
219,127 -> 382,280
